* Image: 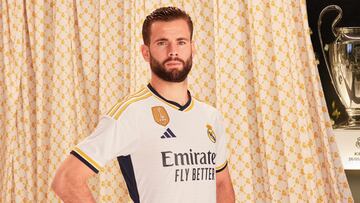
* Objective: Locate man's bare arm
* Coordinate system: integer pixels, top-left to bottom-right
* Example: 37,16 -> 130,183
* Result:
51,155 -> 96,203
216,166 -> 235,203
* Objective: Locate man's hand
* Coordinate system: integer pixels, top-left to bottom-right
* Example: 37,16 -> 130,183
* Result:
216,166 -> 235,203
51,155 -> 96,203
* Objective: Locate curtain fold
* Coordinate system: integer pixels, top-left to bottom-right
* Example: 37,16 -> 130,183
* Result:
0,0 -> 353,202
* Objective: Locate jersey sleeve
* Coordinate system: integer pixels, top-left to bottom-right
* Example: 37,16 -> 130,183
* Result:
71,113 -> 138,173
214,111 -> 229,173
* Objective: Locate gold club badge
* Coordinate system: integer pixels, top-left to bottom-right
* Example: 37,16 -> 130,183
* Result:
206,124 -> 216,143
152,106 -> 170,126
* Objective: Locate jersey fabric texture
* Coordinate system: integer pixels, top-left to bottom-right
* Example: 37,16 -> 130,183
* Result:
71,84 -> 229,203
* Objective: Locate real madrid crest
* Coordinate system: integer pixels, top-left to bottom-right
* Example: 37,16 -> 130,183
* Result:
152,106 -> 170,126
206,124 -> 216,143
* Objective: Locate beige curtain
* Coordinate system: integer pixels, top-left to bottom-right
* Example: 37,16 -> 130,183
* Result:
0,0 -> 353,202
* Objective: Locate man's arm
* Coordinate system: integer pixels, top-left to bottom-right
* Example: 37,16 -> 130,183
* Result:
51,154 -> 96,203
216,166 -> 235,203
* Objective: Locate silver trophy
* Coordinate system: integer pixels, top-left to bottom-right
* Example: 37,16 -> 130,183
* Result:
318,5 -> 360,128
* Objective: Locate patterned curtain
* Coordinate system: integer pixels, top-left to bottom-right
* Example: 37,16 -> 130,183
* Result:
0,0 -> 353,202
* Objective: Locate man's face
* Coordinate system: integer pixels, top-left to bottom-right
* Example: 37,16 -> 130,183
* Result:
142,19 -> 193,82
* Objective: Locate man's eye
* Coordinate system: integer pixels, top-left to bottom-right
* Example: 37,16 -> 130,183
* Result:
178,41 -> 186,45
157,41 -> 167,46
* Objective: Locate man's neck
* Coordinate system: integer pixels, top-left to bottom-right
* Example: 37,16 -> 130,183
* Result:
150,76 -> 189,106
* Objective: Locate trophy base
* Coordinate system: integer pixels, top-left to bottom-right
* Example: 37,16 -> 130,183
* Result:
334,120 -> 360,130
335,124 -> 360,130
342,109 -> 360,129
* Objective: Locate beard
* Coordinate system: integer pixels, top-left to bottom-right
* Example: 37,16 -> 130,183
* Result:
149,54 -> 192,82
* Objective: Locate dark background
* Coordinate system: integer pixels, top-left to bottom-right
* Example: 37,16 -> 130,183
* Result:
306,0 -> 360,125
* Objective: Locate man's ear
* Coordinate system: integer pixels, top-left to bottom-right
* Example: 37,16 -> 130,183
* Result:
191,41 -> 196,57
141,44 -> 150,62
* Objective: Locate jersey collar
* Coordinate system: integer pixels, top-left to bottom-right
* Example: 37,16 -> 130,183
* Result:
147,84 -> 194,112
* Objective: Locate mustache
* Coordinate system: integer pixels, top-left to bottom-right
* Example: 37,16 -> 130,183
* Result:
163,57 -> 185,65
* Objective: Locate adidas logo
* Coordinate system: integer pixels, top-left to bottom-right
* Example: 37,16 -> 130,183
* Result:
161,128 -> 176,139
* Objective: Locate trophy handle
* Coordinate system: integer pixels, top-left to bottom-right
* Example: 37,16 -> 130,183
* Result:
317,5 -> 343,96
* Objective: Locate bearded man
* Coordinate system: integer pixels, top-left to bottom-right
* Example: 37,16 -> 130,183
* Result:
52,6 -> 235,203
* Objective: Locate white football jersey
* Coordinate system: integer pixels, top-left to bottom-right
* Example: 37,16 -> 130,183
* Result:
71,84 -> 228,203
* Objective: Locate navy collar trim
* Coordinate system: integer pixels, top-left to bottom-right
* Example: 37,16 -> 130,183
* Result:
147,84 -> 192,111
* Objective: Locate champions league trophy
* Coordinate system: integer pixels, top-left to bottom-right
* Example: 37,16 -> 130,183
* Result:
318,5 -> 360,128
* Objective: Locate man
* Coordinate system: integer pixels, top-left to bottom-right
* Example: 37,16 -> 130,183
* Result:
52,6 -> 235,203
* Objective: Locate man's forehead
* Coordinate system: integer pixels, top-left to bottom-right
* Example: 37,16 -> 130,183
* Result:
150,19 -> 191,39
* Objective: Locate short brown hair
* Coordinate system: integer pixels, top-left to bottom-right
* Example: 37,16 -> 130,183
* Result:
142,6 -> 193,46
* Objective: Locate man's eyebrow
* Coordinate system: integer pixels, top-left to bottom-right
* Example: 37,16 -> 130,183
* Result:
154,37 -> 190,42
154,38 -> 169,42
176,37 -> 189,41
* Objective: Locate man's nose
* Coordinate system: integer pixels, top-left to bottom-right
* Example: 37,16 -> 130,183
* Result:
168,43 -> 178,57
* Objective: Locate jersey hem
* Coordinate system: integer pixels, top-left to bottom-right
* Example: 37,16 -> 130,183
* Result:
72,147 -> 103,172
216,160 -> 228,173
